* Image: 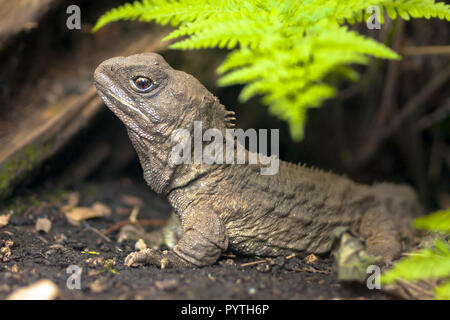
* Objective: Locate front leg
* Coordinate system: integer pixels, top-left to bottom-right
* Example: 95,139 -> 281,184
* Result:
124,207 -> 228,268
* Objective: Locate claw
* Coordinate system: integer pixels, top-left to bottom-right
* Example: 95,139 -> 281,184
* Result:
124,247 -> 196,269
124,249 -> 150,267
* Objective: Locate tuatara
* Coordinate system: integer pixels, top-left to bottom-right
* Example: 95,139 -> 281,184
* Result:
93,53 -> 423,272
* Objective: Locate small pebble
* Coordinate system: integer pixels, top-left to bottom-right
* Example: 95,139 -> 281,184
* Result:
155,279 -> 178,291
7,279 -> 59,300
248,287 -> 257,295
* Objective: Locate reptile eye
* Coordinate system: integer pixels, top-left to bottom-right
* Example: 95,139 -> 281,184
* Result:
130,76 -> 156,93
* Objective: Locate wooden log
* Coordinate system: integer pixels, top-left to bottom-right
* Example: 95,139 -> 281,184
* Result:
0,0 -> 60,51
0,11 -> 171,199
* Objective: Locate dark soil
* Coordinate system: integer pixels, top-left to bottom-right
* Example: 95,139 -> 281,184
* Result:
0,178 -> 388,300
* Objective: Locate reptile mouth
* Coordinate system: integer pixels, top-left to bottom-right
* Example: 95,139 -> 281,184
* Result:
93,73 -> 151,125
95,87 -> 149,140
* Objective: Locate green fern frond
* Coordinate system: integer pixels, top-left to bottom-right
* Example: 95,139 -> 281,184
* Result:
93,0 -> 233,31
382,209 -> 450,300
414,209 -> 450,233
382,240 -> 450,284
383,0 -> 450,21
335,0 -> 450,24
435,280 -> 450,300
94,0 -> 450,140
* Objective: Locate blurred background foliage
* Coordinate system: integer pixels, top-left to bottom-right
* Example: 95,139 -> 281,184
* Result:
93,0 -> 450,141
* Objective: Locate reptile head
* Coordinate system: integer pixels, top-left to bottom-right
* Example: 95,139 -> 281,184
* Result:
94,53 -> 230,193
94,52 -> 226,142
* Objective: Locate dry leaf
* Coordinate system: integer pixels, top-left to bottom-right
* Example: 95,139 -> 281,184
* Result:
0,212 -> 12,228
60,192 -> 80,212
35,218 -> 52,233
304,253 -> 318,264
7,279 -> 59,300
65,202 -> 111,226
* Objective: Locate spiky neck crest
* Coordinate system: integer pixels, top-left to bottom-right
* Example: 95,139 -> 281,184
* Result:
131,90 -> 235,195
189,89 -> 236,132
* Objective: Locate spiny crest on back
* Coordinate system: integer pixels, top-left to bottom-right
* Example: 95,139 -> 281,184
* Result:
224,110 -> 236,128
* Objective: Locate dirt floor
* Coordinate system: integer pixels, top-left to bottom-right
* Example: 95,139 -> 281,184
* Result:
0,178 -> 388,300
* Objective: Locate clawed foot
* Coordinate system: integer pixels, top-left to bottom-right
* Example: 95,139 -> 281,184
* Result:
124,248 -> 195,269
332,229 -> 383,283
124,248 -> 169,268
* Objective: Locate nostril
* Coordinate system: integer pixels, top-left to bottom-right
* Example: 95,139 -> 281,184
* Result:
110,64 -> 114,72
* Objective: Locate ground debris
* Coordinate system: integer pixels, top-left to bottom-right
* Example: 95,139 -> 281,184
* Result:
11,264 -> 19,273
304,253 -> 318,264
219,258 -> 236,267
240,259 -> 267,268
89,277 -> 108,293
60,192 -> 80,212
240,257 -> 279,270
104,258 -> 119,274
155,279 -> 178,291
0,240 -> 13,262
35,217 -> 52,233
85,257 -> 105,268
292,265 -> 330,275
256,263 -> 271,273
7,279 -> 59,300
0,180 -> 389,300
0,212 -> 12,228
383,279 -> 439,300
53,233 -> 67,243
64,202 -> 111,226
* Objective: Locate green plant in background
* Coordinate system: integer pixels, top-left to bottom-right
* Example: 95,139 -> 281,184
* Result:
93,0 -> 450,140
382,209 -> 450,300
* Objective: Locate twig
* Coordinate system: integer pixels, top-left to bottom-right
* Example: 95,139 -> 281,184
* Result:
384,63 -> 450,138
355,20 -> 404,166
397,280 -> 435,298
221,252 -> 236,258
402,46 -> 450,56
353,63 -> 450,167
416,101 -> 450,131
292,266 -> 329,275
129,206 -> 140,223
240,260 -> 267,268
336,84 -> 361,101
83,226 -> 111,242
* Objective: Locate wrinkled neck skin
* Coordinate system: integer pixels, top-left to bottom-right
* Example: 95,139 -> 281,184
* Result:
128,86 -> 230,195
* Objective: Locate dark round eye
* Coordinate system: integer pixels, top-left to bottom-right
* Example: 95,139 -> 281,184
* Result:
130,76 -> 156,93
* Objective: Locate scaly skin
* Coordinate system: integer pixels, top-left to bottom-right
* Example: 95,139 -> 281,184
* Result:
94,53 -> 422,269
